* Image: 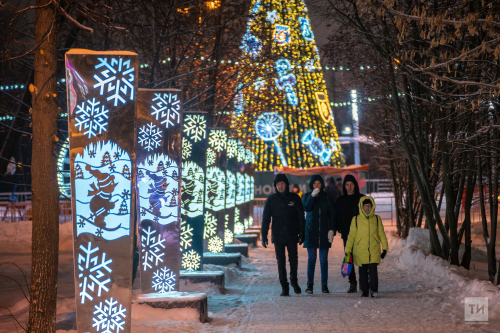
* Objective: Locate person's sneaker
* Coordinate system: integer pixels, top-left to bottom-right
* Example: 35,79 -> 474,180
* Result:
305,284 -> 313,294
361,292 -> 369,297
371,292 -> 378,298
290,281 -> 302,294
322,285 -> 330,293
347,281 -> 357,293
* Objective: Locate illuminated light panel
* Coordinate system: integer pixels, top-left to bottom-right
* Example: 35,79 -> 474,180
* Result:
138,123 -> 162,151
298,17 -> 314,41
315,92 -> 333,123
208,130 -> 227,152
182,249 -> 201,271
152,266 -> 176,293
181,161 -> 204,218
274,59 -> 298,106
151,92 -> 181,128
74,98 -> 109,138
205,166 -> 225,211
183,114 -> 206,142
57,137 -> 70,197
273,24 -> 291,46
77,241 -> 112,305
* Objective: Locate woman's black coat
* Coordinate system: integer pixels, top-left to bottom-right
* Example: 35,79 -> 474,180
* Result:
302,176 -> 335,249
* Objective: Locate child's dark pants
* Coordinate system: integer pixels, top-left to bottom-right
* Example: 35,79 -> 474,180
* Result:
359,263 -> 378,293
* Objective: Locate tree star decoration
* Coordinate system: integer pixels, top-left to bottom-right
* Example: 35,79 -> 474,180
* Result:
93,57 -> 135,107
151,92 -> 181,128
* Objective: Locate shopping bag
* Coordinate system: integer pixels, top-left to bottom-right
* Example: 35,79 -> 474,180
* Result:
341,252 -> 353,278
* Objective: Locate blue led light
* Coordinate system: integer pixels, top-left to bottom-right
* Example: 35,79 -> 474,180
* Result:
255,112 -> 288,166
298,17 -> 314,41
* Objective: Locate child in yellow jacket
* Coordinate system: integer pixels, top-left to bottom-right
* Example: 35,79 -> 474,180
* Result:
344,196 -> 388,297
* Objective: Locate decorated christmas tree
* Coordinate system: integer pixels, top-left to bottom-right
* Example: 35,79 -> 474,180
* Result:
235,0 -> 343,170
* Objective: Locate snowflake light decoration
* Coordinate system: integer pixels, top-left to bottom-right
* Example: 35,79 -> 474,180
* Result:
138,123 -> 162,151
152,266 -> 176,293
206,148 -> 216,166
74,98 -> 109,138
266,10 -> 279,23
227,139 -> 238,158
225,228 -> 234,244
180,220 -> 193,250
93,297 -> 126,333
237,145 -> 246,162
182,249 -> 201,271
151,93 -> 181,128
183,115 -> 206,142
204,211 -> 217,239
182,137 -> 192,160
234,222 -> 244,235
208,236 -> 224,253
208,130 -> 227,152
141,226 -> 165,271
77,242 -> 112,304
93,57 -> 135,107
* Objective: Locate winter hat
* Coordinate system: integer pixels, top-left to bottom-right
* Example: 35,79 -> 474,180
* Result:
362,198 -> 372,206
342,174 -> 360,196
273,173 -> 290,192
309,174 -> 325,190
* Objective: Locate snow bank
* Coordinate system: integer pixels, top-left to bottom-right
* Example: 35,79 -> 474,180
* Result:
203,264 -> 243,283
389,228 -> 500,318
0,221 -> 73,254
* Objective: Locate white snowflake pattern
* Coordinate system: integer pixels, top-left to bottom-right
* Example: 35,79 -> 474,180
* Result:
245,148 -> 254,164
208,130 -> 227,152
74,98 -> 109,138
141,226 -> 165,271
182,249 -> 201,271
227,139 -> 237,158
208,236 -> 224,253
92,297 -> 126,333
224,228 -> 234,244
234,222 -> 244,235
183,114 -> 206,142
152,266 -> 176,293
77,242 -> 112,304
93,57 -> 135,107
206,148 -> 216,166
203,211 -> 217,239
138,123 -> 162,151
182,137 -> 192,160
237,145 -> 246,162
151,93 -> 181,128
180,220 -> 193,250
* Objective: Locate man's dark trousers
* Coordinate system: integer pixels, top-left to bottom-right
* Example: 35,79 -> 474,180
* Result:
274,241 -> 298,286
343,237 -> 357,283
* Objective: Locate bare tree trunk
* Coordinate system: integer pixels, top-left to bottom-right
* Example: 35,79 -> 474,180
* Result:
27,1 -> 60,332
460,150 -> 475,269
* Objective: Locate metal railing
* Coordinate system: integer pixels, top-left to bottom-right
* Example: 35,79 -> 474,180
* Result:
0,201 -> 72,223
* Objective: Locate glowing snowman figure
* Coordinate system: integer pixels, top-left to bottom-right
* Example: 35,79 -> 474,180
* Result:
255,112 -> 288,167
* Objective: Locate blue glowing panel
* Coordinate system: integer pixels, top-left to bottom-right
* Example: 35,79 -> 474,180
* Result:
66,50 -> 138,333
273,24 -> 291,46
74,141 -> 131,240
138,154 -> 179,225
241,33 -> 262,58
136,89 -> 182,294
298,17 -> 314,41
94,57 -> 135,107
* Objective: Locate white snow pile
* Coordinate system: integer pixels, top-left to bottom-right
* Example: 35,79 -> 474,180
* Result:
388,227 -> 500,318
0,221 -> 73,253
203,263 -> 243,283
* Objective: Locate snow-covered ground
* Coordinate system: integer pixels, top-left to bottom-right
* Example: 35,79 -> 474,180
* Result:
1,221 -> 500,332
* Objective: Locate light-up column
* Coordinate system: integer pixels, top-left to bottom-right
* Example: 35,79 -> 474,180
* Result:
204,128 -> 227,253
351,89 -> 360,165
180,112 -> 208,271
234,141 -> 246,235
66,50 -> 138,333
136,89 -> 182,294
245,148 -> 256,227
225,138 -> 238,244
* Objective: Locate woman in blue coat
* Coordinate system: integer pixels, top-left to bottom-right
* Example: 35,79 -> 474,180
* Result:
302,175 -> 335,294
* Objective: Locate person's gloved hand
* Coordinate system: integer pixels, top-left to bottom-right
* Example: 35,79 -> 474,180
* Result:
298,234 -> 305,245
328,230 -> 334,243
261,237 -> 268,248
381,250 -> 387,259
312,188 -> 320,197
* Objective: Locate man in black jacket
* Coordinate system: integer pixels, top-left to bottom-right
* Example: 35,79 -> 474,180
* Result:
334,174 -> 365,293
261,173 -> 305,296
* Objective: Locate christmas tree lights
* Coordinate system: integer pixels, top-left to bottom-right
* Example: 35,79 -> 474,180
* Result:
235,0 -> 343,170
